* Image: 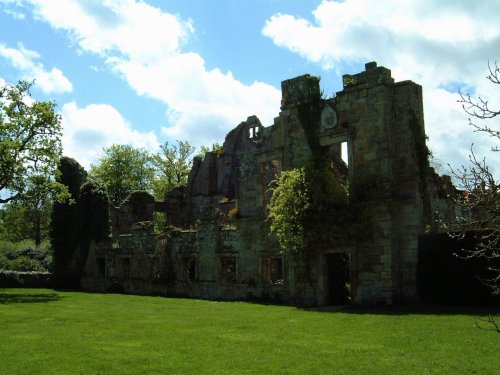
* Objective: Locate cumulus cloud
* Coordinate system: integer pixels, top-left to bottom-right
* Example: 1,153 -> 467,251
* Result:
4,8 -> 25,20
19,0 -> 281,147
61,101 -> 159,169
263,0 -> 500,172
0,42 -> 73,94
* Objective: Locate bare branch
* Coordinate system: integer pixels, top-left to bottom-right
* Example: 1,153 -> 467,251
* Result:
474,314 -> 500,333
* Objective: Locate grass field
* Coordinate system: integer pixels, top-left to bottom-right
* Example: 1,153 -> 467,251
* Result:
0,289 -> 499,374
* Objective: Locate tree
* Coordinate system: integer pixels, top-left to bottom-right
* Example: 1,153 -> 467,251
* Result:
151,140 -> 195,200
89,144 -> 154,206
1,175 -> 53,247
0,81 -> 63,203
0,206 -> 6,240
452,62 -> 500,303
194,142 -> 222,160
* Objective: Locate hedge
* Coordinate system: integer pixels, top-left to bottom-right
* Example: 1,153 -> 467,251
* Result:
0,270 -> 51,288
418,231 -> 499,306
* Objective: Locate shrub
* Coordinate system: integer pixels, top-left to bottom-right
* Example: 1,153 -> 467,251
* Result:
0,247 -> 52,272
0,270 -> 51,287
418,231 -> 500,306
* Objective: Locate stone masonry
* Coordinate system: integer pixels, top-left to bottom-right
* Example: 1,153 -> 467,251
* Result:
81,62 -> 456,306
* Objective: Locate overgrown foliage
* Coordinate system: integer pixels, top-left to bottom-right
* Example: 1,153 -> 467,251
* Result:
50,157 -> 87,287
267,163 -> 349,256
0,81 -> 64,204
268,93 -> 350,256
267,168 -> 309,253
79,180 -> 110,243
50,158 -> 111,287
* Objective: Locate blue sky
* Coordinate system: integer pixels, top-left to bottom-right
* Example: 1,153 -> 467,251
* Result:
0,0 -> 499,174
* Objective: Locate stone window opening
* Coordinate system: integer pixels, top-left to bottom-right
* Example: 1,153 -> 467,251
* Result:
218,256 -> 237,283
249,125 -> 261,140
97,258 -> 106,277
261,256 -> 284,285
180,256 -> 196,281
149,257 -> 162,281
122,258 -> 130,279
341,141 -> 349,167
329,142 -> 349,187
260,159 -> 282,214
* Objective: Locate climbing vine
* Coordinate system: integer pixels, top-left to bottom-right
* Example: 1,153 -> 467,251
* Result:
267,168 -> 309,254
267,163 -> 349,256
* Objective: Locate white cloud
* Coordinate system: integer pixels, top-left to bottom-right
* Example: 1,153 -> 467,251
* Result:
116,57 -> 280,144
4,8 -> 25,20
0,42 -> 73,94
262,0 -> 500,173
18,0 -> 280,148
61,101 -> 159,169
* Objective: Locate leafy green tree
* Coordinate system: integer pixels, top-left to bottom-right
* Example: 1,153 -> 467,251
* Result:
1,165 -> 72,247
89,144 -> 154,206
149,140 -> 194,232
194,142 -> 222,160
152,140 -> 195,200
1,177 -> 52,247
0,81 -> 63,203
0,205 -> 7,241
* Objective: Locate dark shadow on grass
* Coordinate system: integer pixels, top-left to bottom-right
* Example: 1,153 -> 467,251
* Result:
0,292 -> 63,304
302,304 -> 500,317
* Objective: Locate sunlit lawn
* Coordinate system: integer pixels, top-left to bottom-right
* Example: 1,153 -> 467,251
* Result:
0,288 -> 498,374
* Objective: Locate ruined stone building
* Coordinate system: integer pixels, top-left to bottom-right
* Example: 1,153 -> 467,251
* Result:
81,62 -> 456,306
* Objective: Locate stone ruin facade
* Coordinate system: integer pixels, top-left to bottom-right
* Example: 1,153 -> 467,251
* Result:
81,62 -> 457,306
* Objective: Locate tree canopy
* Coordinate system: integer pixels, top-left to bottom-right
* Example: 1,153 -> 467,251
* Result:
1,174 -> 53,246
152,140 -> 195,200
88,144 -> 154,206
0,81 -> 63,203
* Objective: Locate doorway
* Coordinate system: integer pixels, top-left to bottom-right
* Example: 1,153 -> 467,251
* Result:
325,253 -> 351,305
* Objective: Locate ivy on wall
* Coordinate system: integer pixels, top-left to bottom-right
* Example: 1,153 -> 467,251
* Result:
50,157 -> 87,287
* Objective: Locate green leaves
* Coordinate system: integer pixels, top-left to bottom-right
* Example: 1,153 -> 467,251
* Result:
267,164 -> 350,255
88,144 -> 155,206
267,168 -> 310,254
0,80 -> 62,204
88,141 -> 196,206
152,140 -> 195,200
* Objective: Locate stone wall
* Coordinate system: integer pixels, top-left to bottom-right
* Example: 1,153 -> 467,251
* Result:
81,62 -> 457,306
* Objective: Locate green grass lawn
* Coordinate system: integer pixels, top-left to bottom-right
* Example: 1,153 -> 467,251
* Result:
0,289 -> 498,374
